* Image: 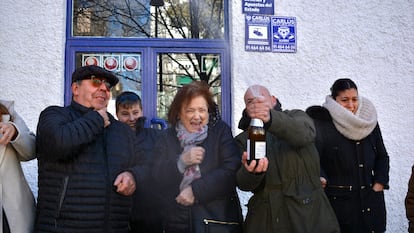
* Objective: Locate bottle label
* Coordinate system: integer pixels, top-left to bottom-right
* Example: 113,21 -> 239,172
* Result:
255,141 -> 266,159
247,139 -> 266,161
247,139 -> 251,160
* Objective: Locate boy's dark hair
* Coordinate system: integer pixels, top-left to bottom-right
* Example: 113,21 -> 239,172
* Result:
115,91 -> 142,113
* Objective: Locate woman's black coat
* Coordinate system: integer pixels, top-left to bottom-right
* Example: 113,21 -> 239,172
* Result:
306,106 -> 389,233
152,120 -> 242,233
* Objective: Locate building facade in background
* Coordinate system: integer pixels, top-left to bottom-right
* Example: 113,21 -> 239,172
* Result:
1,0 -> 413,232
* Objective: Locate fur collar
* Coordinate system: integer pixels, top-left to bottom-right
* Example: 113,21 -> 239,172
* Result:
322,95 -> 377,140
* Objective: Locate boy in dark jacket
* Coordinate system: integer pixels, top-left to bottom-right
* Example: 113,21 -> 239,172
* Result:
115,91 -> 163,233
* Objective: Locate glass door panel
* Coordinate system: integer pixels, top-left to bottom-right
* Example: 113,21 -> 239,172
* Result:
71,0 -> 225,39
156,52 -> 221,123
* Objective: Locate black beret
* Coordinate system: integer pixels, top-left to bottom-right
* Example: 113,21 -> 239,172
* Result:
71,65 -> 119,87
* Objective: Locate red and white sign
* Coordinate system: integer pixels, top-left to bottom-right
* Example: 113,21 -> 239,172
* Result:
104,56 -> 118,71
124,56 -> 138,71
84,56 -> 99,66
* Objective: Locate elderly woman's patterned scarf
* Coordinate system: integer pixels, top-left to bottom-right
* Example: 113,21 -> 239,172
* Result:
176,121 -> 208,191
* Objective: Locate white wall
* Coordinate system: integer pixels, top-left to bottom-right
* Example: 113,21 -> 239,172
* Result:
0,0 -> 413,232
231,1 -> 414,232
0,0 -> 66,196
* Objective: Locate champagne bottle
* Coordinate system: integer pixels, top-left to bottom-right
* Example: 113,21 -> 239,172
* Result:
247,118 -> 266,165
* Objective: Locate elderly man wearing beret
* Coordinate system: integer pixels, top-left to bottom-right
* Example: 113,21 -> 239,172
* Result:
35,65 -> 147,233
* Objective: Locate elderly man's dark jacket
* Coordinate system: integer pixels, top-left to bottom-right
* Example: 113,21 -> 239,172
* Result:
35,101 -> 147,233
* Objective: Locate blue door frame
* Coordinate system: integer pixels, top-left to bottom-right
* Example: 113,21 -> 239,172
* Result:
64,1 -> 232,125
64,39 -> 232,125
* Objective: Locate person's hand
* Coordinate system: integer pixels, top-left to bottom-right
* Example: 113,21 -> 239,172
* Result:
320,177 -> 327,188
113,171 -> 136,196
372,182 -> 384,192
241,151 -> 268,174
246,96 -> 272,123
176,186 -> 195,206
0,122 -> 17,145
96,107 -> 111,128
180,146 -> 205,166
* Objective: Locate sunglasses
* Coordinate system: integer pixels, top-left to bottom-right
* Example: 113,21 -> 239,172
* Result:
90,75 -> 111,89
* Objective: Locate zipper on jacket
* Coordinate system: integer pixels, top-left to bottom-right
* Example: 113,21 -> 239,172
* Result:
102,129 -> 111,231
203,219 -> 239,225
55,176 -> 69,228
58,176 -> 69,211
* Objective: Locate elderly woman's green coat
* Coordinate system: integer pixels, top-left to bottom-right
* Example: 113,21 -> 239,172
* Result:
235,109 -> 340,233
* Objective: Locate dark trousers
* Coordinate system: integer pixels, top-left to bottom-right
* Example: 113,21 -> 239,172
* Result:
3,208 -> 10,233
129,219 -> 164,233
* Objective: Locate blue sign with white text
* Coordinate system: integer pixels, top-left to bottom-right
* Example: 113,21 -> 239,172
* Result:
271,16 -> 296,53
245,14 -> 272,52
242,0 -> 274,15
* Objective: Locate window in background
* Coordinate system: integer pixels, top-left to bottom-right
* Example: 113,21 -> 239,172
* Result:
156,53 -> 221,121
66,0 -> 231,125
72,0 -> 225,39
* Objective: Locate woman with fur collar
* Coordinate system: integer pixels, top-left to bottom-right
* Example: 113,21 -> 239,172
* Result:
0,100 -> 36,233
306,79 -> 389,233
